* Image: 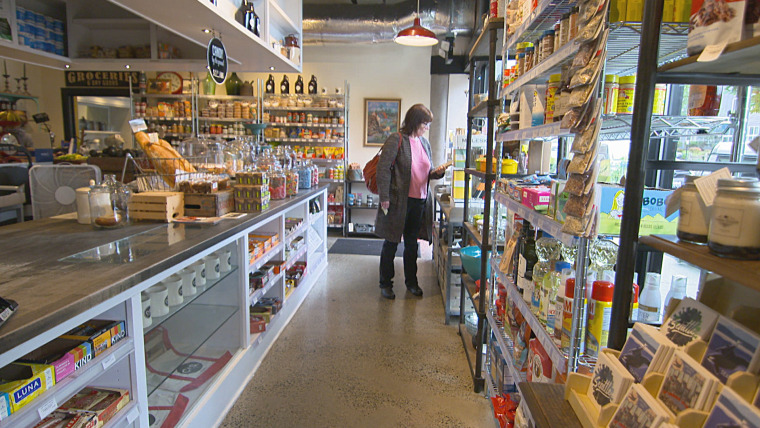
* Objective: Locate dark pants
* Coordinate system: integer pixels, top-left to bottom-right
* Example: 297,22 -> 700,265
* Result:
379,197 -> 426,289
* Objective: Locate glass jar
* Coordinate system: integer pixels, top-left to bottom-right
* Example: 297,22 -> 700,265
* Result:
89,174 -> 130,229
286,167 -> 299,196
269,167 -> 287,200
559,13 -> 570,47
688,85 -> 722,116
542,30 -> 555,59
708,178 -> 760,259
677,176 -> 710,244
603,75 -> 619,115
311,161 -> 319,187
298,161 -> 312,189
525,46 -> 535,71
516,53 -> 526,77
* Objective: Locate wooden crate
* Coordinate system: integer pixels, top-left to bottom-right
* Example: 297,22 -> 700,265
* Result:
184,189 -> 234,217
129,191 -> 184,222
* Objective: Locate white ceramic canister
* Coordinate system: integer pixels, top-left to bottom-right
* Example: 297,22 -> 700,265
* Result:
141,292 -> 152,328
708,178 -> 760,260
217,248 -> 232,273
205,253 -> 221,280
147,284 -> 169,317
677,175 -> 710,244
180,268 -> 196,296
163,274 -> 184,306
191,260 -> 207,287
75,180 -> 95,224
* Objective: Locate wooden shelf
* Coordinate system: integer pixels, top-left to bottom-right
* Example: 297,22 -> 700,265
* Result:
639,235 -> 760,292
504,39 -> 579,97
468,17 -> 505,59
518,382 -> 582,428
496,121 -> 571,142
494,191 -> 578,247
464,221 -> 483,248
659,35 -> 760,75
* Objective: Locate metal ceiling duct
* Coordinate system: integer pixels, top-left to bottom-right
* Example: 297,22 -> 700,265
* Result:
302,0 -> 476,45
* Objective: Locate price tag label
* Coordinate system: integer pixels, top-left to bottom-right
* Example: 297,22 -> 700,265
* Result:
101,353 -> 117,370
694,167 -> 732,207
697,42 -> 728,62
128,119 -> 147,133
127,407 -> 140,423
38,398 -> 58,420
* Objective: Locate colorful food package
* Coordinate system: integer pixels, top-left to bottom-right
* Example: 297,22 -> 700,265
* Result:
513,309 -> 533,373
18,339 -> 93,383
527,338 -> 555,383
687,0 -> 746,55
0,362 -> 55,413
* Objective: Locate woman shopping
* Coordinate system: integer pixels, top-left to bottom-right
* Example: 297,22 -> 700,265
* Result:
374,104 -> 451,300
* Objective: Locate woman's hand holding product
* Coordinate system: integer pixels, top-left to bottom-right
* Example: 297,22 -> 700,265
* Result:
380,200 -> 389,215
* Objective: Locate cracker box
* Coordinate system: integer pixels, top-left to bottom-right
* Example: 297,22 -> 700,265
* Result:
33,410 -> 98,428
526,338 -> 554,383
19,338 -> 93,383
0,362 -> 55,413
250,315 -> 267,333
60,387 -> 130,427
60,320 -> 127,357
598,184 -> 678,236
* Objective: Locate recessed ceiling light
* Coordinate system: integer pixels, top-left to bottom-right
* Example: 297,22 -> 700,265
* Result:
64,64 -> 70,69
202,28 -> 211,33
269,66 -> 275,71
125,65 -> 131,69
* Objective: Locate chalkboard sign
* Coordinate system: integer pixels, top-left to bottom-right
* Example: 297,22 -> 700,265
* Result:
207,37 -> 228,85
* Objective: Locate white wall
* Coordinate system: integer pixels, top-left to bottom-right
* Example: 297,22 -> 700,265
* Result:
238,43 -> 432,166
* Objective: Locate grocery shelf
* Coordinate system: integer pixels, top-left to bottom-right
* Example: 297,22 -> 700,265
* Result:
464,221 -> 483,248
607,21 -> 689,76
486,311 -> 528,386
250,242 -> 283,271
658,34 -> 760,76
145,266 -> 239,334
485,368 -> 498,398
310,158 -> 345,163
102,400 -> 139,428
518,382 -> 582,427
197,94 -> 258,100
461,272 -> 483,315
146,303 -> 238,395
0,338 -> 134,428
249,271 -> 284,305
468,17 -> 505,59
347,205 -> 377,210
264,106 -> 344,112
504,39 -> 579,97
309,210 -> 325,224
135,116 -> 192,121
136,94 -> 190,99
504,0 -> 574,53
265,122 -> 343,128
198,117 -> 255,122
284,245 -> 307,271
491,258 -> 567,374
468,99 -> 501,118
495,122 -> 571,142
639,235 -> 760,292
493,191 -> 578,247
318,178 -> 343,183
464,168 -> 496,181
285,221 -> 307,243
600,114 -> 734,140
269,137 -> 344,144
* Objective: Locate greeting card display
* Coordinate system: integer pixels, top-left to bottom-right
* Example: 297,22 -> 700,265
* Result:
619,323 -> 676,383
607,384 -> 672,428
662,297 -> 720,347
702,387 -> 760,428
588,351 -> 635,413
701,316 -> 760,384
658,350 -> 720,418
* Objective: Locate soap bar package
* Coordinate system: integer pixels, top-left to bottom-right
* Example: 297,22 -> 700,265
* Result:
19,338 -> 93,383
0,362 -> 55,413
60,320 -> 127,357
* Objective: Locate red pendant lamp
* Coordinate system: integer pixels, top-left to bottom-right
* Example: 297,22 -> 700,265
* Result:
394,0 -> 438,46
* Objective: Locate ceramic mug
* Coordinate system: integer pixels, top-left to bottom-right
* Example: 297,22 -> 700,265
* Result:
147,284 -> 169,317
163,274 -> 184,306
205,254 -> 221,280
217,249 -> 232,273
191,260 -> 207,287
180,268 -> 196,296
141,293 -> 152,328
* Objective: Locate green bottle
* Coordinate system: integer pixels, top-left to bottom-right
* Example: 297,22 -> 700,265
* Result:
203,72 -> 216,95
225,72 -> 242,96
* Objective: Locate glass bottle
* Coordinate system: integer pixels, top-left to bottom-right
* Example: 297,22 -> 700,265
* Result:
294,76 -> 304,94
516,223 -> 537,303
308,75 -> 318,94
280,75 -> 289,94
225,72 -> 242,96
266,74 -> 275,94
542,260 -> 571,334
203,72 -> 216,95
89,174 -> 130,229
532,235 -> 560,317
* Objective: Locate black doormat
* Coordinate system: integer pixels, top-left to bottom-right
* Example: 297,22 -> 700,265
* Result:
328,238 -> 405,257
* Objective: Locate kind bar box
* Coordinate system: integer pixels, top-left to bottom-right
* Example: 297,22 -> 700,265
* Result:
19,338 -> 93,383
598,184 -> 678,236
0,362 -> 55,413
60,320 -> 127,357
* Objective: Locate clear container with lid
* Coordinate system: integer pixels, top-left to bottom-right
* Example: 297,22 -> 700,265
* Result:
554,23 -> 561,52
525,46 -> 535,71
603,74 -> 619,115
286,167 -> 299,196
677,176 -> 711,244
517,52 -> 526,77
298,160 -> 312,189
559,13 -> 570,47
708,178 -> 760,259
89,174 -> 130,229
542,30 -> 555,59
269,166 -> 287,200
545,74 -> 562,123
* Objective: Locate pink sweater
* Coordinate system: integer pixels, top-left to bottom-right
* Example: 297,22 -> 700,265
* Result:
408,136 -> 431,199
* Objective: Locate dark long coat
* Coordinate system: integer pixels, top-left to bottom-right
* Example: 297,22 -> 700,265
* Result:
374,132 -> 444,243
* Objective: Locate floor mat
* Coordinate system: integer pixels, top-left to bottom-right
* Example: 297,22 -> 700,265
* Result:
328,238 -> 409,257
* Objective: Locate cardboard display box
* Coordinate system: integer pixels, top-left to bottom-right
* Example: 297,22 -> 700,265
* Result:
19,338 -> 93,383
59,387 -> 130,428
60,320 -> 127,357
598,184 -> 678,236
184,189 -> 234,217
0,362 -> 55,414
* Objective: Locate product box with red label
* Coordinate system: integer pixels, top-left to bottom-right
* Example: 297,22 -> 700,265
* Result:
526,338 -> 555,383
0,362 -> 56,413
521,186 -> 551,212
19,338 -> 93,383
59,387 -> 130,427
250,315 -> 267,333
33,410 -> 98,428
60,320 -> 127,357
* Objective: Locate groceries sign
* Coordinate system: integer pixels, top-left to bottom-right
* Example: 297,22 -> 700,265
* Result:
65,71 -> 139,88
207,37 -> 228,84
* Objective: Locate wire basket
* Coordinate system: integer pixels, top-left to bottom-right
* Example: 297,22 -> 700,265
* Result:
123,153 -> 230,192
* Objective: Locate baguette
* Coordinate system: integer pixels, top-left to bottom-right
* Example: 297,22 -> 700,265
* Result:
133,132 -> 196,187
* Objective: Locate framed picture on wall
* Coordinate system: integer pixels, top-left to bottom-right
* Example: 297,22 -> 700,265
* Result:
364,98 -> 401,147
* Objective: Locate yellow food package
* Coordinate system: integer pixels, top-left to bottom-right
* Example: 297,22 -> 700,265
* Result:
0,362 -> 55,413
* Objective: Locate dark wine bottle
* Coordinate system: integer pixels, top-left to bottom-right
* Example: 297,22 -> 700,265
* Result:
280,75 -> 289,94
308,75 -> 317,94
265,74 -> 275,94
235,0 -> 250,27
294,76 -> 304,94
247,5 -> 260,37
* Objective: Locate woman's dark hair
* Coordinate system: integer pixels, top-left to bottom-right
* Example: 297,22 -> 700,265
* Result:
400,104 -> 434,135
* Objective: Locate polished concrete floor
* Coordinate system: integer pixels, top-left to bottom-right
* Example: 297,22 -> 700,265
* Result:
220,238 -> 493,427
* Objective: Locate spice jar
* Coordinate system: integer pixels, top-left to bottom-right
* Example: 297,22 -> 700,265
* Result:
559,13 -> 570,47
525,46 -> 535,71
545,74 -> 561,123
708,178 -> 760,259
89,174 -> 130,229
617,75 -> 636,115
677,176 -> 711,244
516,52 -> 526,77
603,75 -> 619,115
688,85 -> 721,116
542,30 -> 555,59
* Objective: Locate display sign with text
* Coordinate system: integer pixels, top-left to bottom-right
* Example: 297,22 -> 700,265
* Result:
65,71 -> 139,88
207,37 -> 228,84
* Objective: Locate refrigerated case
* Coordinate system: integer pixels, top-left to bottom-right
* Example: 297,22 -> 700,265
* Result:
61,87 -> 133,152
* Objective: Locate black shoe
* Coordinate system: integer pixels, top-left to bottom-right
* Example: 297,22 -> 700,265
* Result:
381,288 -> 395,300
406,284 -> 423,297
